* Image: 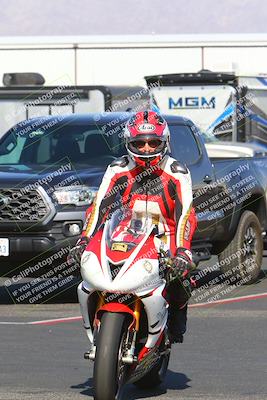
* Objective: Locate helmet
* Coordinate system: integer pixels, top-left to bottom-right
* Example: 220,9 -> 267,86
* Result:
124,111 -> 170,167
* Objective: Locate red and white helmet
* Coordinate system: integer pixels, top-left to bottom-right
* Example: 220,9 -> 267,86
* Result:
124,111 -> 170,167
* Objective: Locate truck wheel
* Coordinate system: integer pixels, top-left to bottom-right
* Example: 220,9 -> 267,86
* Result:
133,352 -> 170,389
93,312 -> 129,400
218,211 -> 262,285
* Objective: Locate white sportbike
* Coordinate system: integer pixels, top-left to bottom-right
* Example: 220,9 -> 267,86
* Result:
79,207 -> 182,400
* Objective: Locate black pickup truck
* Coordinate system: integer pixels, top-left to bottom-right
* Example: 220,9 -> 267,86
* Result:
0,112 -> 267,289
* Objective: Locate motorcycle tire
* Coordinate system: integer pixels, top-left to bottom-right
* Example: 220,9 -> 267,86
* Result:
133,352 -> 170,389
93,312 -> 128,400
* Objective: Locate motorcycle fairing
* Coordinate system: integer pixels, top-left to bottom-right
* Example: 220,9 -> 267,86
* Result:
81,207 -> 169,350
137,282 -> 168,349
81,221 -> 161,293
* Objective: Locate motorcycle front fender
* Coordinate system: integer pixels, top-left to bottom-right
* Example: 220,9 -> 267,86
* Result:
96,302 -> 136,327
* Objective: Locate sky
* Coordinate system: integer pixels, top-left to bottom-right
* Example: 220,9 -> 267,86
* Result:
0,0 -> 266,36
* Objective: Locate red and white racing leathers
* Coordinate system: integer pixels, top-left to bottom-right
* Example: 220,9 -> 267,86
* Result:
82,154 -> 197,258
78,154 -> 197,338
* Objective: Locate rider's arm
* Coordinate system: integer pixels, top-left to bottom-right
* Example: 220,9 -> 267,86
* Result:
82,165 -> 122,238
174,168 -> 197,259
80,205 -> 93,239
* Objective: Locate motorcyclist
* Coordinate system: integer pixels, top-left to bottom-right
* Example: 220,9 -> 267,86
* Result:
71,110 -> 197,344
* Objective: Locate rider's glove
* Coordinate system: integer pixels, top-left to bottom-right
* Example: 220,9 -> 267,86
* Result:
68,236 -> 89,265
169,248 -> 193,281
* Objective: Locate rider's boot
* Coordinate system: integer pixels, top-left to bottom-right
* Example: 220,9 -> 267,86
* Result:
167,304 -> 188,344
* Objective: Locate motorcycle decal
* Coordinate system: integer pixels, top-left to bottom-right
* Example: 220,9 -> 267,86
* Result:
150,319 -> 160,328
111,242 -> 128,252
143,260 -> 153,273
119,225 -> 155,278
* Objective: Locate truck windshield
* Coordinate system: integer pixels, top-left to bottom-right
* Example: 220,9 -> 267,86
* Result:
0,117 -> 203,168
0,119 -> 126,168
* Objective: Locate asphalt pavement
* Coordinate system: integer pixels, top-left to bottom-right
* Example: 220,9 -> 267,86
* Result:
0,257 -> 266,400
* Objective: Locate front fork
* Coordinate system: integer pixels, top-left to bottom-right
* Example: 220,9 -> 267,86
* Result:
87,295 -> 141,364
121,298 -> 141,364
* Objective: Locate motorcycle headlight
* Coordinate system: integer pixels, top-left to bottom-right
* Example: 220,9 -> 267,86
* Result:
54,186 -> 97,206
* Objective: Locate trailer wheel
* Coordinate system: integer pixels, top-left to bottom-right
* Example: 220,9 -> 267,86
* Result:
218,211 -> 262,285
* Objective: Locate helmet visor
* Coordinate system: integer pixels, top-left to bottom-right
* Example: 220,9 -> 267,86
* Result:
127,137 -> 166,157
133,139 -> 162,149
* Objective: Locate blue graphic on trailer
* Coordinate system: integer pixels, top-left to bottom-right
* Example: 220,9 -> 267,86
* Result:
249,113 -> 267,127
256,77 -> 267,87
151,102 -> 161,113
207,102 -> 235,134
207,98 -> 267,135
169,96 -> 215,109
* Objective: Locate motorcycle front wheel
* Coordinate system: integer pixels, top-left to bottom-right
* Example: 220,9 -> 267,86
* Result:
93,312 -> 129,400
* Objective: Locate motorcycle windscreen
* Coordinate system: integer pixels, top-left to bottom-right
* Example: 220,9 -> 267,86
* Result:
105,207 -> 154,263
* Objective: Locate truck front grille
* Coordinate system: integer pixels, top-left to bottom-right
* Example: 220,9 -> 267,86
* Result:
0,187 -> 50,222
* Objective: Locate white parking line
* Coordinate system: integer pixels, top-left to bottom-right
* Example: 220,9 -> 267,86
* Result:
0,316 -> 82,325
30,316 -> 82,325
0,291 -> 266,325
0,321 -> 32,325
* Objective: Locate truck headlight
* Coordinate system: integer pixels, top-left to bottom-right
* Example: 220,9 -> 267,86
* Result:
54,186 -> 97,206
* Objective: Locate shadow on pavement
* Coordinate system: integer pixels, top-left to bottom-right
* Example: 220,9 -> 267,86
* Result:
70,377 -> 94,397
70,370 -> 191,399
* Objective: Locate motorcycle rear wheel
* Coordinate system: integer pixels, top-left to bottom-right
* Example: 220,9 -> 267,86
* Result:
93,312 -> 128,400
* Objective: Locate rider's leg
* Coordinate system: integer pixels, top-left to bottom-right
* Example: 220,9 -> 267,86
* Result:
167,279 -> 191,343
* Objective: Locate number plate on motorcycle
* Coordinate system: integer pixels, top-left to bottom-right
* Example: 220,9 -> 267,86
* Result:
0,238 -> 9,256
111,243 -> 128,252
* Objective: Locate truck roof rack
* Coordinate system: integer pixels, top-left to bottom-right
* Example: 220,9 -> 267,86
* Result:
145,70 -> 237,86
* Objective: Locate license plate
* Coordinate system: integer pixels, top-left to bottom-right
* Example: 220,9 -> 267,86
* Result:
0,238 -> 9,256
111,242 -> 128,252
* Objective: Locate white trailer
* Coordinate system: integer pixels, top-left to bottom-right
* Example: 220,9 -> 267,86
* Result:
146,70 -> 267,147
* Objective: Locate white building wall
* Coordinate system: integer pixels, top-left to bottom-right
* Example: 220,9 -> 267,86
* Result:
76,47 -> 202,86
1,35 -> 267,86
203,47 -> 267,74
0,49 -> 76,85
